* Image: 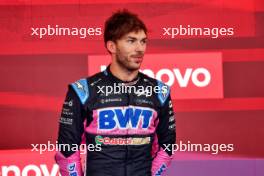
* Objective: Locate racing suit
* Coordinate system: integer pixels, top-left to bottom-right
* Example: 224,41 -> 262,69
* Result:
55,65 -> 176,176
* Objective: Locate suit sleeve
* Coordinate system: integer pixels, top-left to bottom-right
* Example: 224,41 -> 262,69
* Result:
55,81 -> 88,176
152,86 -> 176,176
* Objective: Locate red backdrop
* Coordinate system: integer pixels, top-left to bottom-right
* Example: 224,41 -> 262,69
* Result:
0,0 -> 264,175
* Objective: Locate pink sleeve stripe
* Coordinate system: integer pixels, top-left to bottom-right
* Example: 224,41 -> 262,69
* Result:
55,151 -> 83,176
152,149 -> 173,176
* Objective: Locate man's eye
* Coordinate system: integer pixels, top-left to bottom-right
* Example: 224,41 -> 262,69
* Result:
141,40 -> 147,44
128,40 -> 134,43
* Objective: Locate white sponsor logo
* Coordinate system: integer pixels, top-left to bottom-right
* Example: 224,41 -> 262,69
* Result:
75,81 -> 84,90
1,164 -> 60,176
64,100 -> 73,107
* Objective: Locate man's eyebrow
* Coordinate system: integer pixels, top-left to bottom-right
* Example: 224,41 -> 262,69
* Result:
126,36 -> 137,40
126,36 -> 148,40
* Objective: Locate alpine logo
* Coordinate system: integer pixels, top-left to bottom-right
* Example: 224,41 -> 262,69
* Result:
67,163 -> 78,176
98,106 -> 155,130
155,164 -> 167,176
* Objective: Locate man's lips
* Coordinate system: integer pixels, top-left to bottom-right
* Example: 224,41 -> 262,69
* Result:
131,55 -> 143,62
132,57 -> 143,63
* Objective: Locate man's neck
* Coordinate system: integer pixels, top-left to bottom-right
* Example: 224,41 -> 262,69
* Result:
109,63 -> 139,82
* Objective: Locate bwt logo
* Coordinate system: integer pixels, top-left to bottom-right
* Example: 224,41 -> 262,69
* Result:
98,106 -> 155,130
1,164 -> 60,176
100,65 -> 211,87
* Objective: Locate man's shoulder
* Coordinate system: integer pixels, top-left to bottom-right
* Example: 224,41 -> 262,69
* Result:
68,71 -> 105,104
71,71 -> 105,86
87,71 -> 106,86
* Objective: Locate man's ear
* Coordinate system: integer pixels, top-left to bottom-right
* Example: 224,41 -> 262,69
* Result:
106,41 -> 116,54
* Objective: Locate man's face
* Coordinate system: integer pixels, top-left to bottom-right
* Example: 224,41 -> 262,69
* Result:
114,30 -> 147,71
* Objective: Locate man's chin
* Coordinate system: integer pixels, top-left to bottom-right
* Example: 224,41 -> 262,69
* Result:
127,63 -> 141,71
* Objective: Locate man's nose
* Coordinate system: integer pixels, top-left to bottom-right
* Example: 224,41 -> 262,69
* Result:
135,41 -> 145,52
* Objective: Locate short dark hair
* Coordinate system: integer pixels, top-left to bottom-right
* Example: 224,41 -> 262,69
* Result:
104,9 -> 147,47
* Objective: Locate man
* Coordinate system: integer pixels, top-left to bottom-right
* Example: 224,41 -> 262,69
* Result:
55,9 -> 176,176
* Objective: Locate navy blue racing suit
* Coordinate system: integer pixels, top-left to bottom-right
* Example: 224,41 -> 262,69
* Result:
55,65 -> 176,176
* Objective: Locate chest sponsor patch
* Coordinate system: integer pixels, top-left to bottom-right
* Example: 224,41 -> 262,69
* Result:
95,135 -> 151,145
97,106 -> 155,130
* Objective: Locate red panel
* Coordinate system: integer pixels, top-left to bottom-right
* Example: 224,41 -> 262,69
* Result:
0,0 -> 258,12
255,0 -> 264,11
0,1 -> 258,55
0,92 -> 62,112
222,49 -> 264,62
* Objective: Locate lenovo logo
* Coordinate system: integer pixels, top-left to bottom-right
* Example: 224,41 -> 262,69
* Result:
101,66 -> 211,88
1,164 -> 60,176
88,53 -> 223,99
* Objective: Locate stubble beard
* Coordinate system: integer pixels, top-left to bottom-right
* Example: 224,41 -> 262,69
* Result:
116,50 -> 141,72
